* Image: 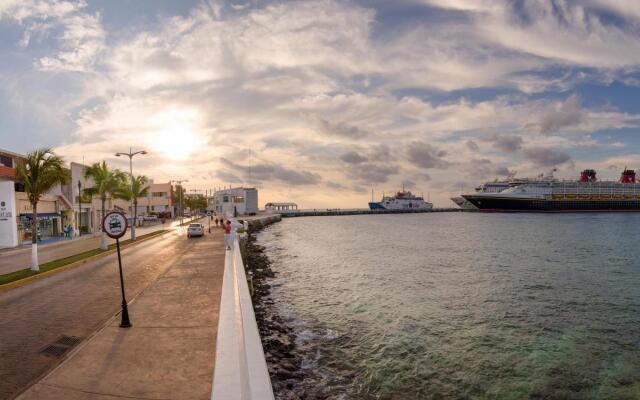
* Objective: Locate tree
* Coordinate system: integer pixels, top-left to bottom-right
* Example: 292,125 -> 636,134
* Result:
118,175 -> 149,240
84,161 -> 128,250
172,185 -> 186,217
16,149 -> 68,271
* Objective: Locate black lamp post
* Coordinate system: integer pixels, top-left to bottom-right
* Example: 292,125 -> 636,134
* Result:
77,180 -> 82,237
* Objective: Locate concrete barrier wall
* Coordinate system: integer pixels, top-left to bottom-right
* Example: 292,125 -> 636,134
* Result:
243,215 -> 282,232
211,236 -> 275,400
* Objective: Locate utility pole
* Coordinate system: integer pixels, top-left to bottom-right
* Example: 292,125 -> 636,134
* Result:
115,147 -> 147,240
77,180 -> 82,236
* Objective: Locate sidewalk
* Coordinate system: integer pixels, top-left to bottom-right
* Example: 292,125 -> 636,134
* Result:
17,228 -> 225,400
0,220 -> 184,275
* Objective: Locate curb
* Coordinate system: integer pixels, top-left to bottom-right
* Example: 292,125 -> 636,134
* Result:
0,229 -> 171,292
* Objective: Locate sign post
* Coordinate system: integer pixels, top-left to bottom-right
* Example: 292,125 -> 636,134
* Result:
207,211 -> 212,233
102,211 -> 132,328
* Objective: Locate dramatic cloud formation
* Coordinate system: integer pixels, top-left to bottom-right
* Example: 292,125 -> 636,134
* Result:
3,0 -> 640,207
524,147 -> 572,167
489,134 -> 524,153
407,142 -> 450,169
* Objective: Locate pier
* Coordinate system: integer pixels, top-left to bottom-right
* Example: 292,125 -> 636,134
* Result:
277,208 -> 462,218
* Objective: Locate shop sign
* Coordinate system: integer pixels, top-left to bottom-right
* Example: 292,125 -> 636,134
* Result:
0,201 -> 12,220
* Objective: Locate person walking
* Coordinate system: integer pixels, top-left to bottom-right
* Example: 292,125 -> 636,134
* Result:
214,217 -> 219,227
224,220 -> 233,250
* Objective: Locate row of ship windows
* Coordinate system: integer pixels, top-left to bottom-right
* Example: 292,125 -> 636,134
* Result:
551,194 -> 640,199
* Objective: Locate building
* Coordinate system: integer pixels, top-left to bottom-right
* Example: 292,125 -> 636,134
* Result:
265,202 -> 298,212
210,187 -> 258,216
112,181 -> 174,219
0,149 -> 74,247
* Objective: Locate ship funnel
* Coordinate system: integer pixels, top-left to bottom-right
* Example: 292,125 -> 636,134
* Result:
580,169 -> 597,182
620,168 -> 636,183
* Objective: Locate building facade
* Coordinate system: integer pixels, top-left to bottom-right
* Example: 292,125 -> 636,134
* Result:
112,181 -> 174,219
0,149 -> 74,247
209,187 -> 258,216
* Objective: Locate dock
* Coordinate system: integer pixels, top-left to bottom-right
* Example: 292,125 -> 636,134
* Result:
278,208 -> 462,217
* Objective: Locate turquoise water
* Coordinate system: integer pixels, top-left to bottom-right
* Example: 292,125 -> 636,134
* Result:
257,213 -> 640,399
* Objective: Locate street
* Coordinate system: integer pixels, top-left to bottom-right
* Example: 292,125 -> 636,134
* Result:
0,219 -> 186,275
0,219 -> 219,399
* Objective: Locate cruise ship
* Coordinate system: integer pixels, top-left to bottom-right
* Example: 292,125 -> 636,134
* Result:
451,180 -> 511,210
462,169 -> 640,212
369,190 -> 433,210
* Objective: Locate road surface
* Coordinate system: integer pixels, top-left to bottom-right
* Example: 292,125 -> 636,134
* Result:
0,219 -> 193,275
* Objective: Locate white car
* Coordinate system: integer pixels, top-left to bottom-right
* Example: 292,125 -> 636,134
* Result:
187,223 -> 204,238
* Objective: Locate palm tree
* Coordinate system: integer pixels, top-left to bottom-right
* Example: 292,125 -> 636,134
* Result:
16,149 -> 68,271
118,175 -> 150,240
84,161 -> 128,250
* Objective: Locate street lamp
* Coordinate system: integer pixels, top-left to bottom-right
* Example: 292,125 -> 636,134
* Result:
115,148 -> 147,240
77,180 -> 82,237
170,179 -> 188,225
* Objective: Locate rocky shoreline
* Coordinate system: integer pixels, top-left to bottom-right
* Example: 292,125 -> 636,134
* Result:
241,230 -> 317,400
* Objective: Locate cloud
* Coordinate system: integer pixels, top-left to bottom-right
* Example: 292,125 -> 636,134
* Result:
539,94 -> 582,135
407,141 -> 450,169
465,140 -> 479,151
1,0 -> 105,73
401,179 -> 416,189
340,151 -> 368,164
488,133 -> 523,153
316,117 -> 370,139
345,163 -> 398,184
220,158 -> 321,186
523,147 -> 572,166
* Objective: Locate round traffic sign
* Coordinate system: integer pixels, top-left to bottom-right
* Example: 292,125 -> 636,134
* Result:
102,212 -> 128,239
206,211 -> 212,216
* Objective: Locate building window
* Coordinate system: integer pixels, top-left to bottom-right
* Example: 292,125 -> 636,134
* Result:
233,196 -> 245,203
0,155 -> 12,168
152,192 -> 166,198
223,196 -> 229,203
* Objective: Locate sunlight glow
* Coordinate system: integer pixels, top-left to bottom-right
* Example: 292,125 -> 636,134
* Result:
146,108 -> 206,161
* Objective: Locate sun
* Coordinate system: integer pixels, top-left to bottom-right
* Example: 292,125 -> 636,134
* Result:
150,127 -> 203,161
146,108 -> 206,161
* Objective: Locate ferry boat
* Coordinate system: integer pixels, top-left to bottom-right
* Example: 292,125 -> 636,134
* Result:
369,190 -> 433,210
462,169 -> 640,212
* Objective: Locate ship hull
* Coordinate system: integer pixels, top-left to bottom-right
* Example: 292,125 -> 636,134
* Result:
462,195 -> 640,212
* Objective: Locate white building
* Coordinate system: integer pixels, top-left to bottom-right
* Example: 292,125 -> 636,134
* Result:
265,202 -> 298,212
210,187 -> 258,216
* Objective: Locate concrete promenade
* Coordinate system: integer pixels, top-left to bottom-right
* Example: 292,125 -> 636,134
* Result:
0,219 -> 186,275
13,224 -> 225,400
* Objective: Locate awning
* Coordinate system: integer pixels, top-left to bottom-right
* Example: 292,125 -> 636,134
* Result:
57,195 -> 73,210
20,213 -> 62,220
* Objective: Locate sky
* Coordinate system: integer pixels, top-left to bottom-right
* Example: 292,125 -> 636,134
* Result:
2,0 -> 640,208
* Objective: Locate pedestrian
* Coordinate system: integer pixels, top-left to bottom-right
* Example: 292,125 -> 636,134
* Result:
224,220 -> 233,250
215,217 -> 219,227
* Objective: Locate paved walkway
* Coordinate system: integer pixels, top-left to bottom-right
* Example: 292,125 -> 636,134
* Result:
15,225 -> 225,400
0,219 -> 195,275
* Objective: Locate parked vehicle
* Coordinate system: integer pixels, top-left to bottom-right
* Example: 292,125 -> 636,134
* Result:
187,223 -> 204,238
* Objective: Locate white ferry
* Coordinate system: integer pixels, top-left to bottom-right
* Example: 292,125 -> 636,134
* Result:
369,190 -> 433,210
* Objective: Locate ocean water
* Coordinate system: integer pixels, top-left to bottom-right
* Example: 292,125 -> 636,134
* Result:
257,213 -> 640,400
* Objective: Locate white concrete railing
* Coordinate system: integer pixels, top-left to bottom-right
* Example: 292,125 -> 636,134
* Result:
212,235 -> 275,400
